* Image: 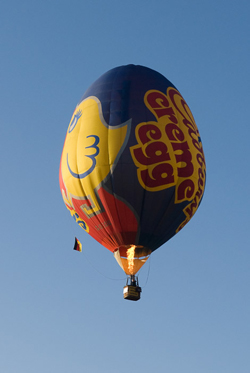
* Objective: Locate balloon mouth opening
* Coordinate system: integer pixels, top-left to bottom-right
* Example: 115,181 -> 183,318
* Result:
114,245 -> 151,275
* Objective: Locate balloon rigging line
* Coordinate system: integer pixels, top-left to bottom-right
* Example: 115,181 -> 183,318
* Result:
80,249 -> 126,281
140,255 -> 151,289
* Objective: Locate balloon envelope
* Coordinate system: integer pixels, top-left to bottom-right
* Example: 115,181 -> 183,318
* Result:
59,65 -> 206,274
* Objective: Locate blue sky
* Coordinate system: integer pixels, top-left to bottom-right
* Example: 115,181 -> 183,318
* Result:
1,1 -> 249,372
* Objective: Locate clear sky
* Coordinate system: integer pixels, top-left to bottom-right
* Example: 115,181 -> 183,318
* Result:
1,1 -> 249,372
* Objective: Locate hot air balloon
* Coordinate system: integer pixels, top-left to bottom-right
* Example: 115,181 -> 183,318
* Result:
59,65 -> 206,300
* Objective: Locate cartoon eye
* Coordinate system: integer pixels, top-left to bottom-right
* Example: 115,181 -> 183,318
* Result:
68,110 -> 82,133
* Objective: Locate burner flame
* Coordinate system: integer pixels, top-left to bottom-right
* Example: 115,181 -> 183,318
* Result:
127,245 -> 136,274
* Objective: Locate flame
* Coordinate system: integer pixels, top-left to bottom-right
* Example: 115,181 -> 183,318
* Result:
114,245 -> 152,276
127,245 -> 136,274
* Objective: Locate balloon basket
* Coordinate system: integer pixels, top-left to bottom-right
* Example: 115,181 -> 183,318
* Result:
123,275 -> 141,301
